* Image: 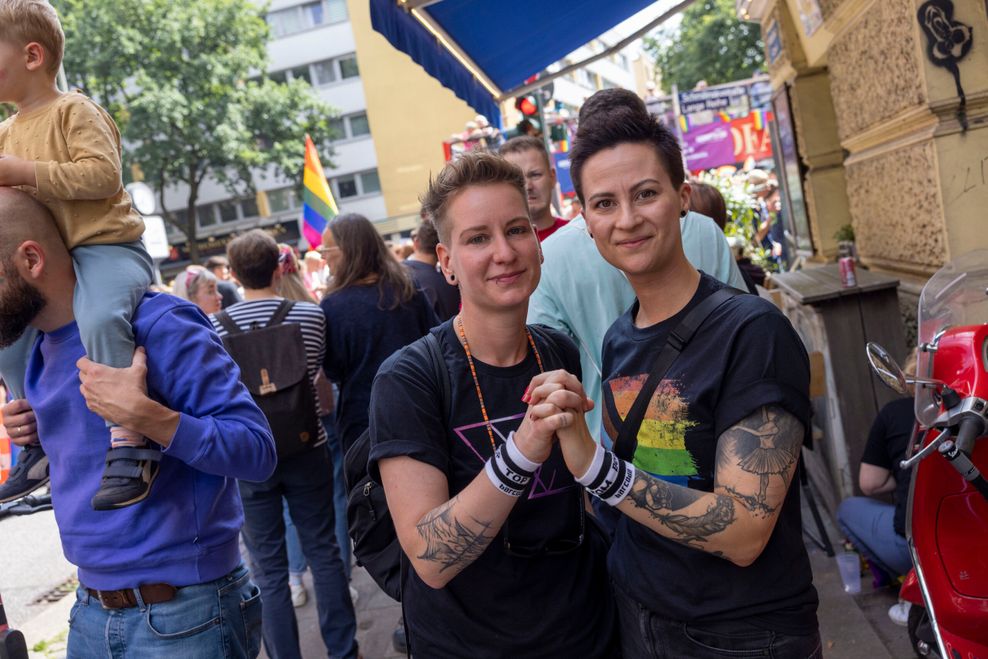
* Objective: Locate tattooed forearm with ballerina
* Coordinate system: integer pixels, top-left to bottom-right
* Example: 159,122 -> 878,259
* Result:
617,405 -> 803,565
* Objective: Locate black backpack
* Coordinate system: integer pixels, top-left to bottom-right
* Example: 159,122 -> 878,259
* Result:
344,326 -> 562,602
215,299 -> 321,461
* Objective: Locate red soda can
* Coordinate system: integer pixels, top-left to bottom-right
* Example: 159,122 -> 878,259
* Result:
839,257 -> 857,288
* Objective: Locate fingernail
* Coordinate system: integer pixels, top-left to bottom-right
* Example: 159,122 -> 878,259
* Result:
521,387 -> 530,403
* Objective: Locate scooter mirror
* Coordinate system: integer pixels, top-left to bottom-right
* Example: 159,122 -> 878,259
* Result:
866,342 -> 909,395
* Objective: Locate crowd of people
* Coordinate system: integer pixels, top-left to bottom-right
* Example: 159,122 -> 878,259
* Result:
0,1 -> 830,657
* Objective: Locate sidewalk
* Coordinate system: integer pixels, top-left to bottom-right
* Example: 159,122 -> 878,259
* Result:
20,537 -> 915,658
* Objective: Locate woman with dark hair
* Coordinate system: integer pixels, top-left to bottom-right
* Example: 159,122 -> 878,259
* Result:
320,213 -> 438,453
688,182 -> 728,231
538,89 -> 821,658
368,151 -> 615,657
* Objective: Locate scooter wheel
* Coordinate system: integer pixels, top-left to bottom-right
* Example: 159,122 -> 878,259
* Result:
907,605 -> 940,658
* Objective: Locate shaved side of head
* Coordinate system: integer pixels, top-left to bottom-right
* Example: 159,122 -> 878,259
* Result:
0,187 -> 68,265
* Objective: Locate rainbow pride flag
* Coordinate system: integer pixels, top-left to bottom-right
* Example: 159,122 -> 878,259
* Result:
301,134 -> 338,249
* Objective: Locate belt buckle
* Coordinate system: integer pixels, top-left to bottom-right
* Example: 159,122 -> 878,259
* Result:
97,590 -> 123,609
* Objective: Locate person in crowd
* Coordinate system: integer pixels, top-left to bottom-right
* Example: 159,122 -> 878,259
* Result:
0,188 -> 274,656
538,90 -> 820,658
211,230 -> 358,659
171,265 -> 223,314
276,243 -> 317,302
688,182 -> 728,231
403,218 -> 460,322
303,249 -> 328,298
688,183 -> 759,295
320,213 -> 438,453
369,151 -> 616,657
838,353 -> 917,624
528,89 -> 746,446
204,254 -> 243,308
0,0 -> 157,509
500,136 -> 567,241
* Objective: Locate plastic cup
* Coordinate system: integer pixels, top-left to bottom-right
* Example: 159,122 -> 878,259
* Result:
836,552 -> 862,594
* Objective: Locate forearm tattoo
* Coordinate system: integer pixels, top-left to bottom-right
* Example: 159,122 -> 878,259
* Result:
716,405 -> 803,517
415,497 -> 496,573
626,472 -> 736,545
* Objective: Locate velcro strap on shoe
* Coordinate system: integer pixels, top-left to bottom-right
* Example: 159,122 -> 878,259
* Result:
105,447 -> 162,464
104,461 -> 147,479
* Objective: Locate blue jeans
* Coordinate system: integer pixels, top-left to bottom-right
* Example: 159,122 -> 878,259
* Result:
239,446 -> 357,659
66,564 -> 261,658
323,414 -> 351,579
614,587 -> 821,658
283,500 -> 307,578
837,496 -> 912,578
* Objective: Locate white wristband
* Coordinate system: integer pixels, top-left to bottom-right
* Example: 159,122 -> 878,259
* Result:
578,445 -> 637,507
505,431 -> 542,472
576,443 -> 606,486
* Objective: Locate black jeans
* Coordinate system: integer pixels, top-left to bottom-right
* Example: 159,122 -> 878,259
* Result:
614,586 -> 822,659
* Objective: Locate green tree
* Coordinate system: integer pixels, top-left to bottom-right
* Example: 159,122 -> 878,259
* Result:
55,0 -> 336,261
645,0 -> 764,92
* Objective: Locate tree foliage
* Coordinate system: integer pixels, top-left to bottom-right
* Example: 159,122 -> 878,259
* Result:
54,0 -> 336,260
645,0 -> 764,92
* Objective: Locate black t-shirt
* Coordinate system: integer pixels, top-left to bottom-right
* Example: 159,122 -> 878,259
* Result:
368,320 -> 616,658
601,272 -> 818,635
861,397 -> 915,537
321,284 -> 438,452
404,259 -> 461,323
217,280 -> 242,309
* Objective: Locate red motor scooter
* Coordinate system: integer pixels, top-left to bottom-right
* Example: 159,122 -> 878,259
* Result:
866,249 -> 988,658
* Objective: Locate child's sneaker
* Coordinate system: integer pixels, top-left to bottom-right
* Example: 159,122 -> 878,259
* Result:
91,446 -> 161,510
0,443 -> 50,503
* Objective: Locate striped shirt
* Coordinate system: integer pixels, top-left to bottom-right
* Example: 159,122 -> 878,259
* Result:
210,298 -> 327,448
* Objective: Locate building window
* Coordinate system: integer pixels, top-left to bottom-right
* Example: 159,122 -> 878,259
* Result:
359,170 -> 380,194
338,55 -> 359,79
312,60 -> 336,86
266,188 -> 298,213
217,200 -> 239,223
348,112 -> 370,137
332,168 -> 380,199
329,112 -> 371,142
289,65 -> 312,85
198,204 -> 217,228
241,196 -> 259,219
267,0 -> 349,38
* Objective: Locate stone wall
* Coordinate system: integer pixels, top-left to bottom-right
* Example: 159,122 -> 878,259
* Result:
827,0 -> 927,141
845,140 -> 948,271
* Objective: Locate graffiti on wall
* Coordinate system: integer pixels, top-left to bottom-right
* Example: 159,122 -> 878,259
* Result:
917,0 -> 974,130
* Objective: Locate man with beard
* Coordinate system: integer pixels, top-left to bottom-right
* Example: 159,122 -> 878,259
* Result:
0,188 -> 275,657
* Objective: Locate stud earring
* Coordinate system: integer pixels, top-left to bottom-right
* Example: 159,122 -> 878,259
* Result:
449,273 -> 456,283
680,209 -> 687,218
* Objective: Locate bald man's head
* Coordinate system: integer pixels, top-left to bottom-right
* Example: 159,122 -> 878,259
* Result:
0,187 -> 68,266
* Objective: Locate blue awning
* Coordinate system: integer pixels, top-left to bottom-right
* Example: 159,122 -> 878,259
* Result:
370,0 -> 659,125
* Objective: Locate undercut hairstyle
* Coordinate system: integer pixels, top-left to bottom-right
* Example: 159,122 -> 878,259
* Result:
412,218 -> 440,254
0,0 -> 64,75
570,89 -> 685,204
419,151 -> 527,244
325,213 -> 416,310
499,135 -> 550,169
689,182 -> 728,231
227,229 -> 280,290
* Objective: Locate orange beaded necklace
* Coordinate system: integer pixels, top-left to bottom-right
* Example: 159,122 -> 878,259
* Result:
456,315 -> 545,451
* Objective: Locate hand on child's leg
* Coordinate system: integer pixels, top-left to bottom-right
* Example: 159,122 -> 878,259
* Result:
2,398 -> 39,446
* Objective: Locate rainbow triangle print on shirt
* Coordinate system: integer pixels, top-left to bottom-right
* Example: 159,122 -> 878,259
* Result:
608,375 -> 698,485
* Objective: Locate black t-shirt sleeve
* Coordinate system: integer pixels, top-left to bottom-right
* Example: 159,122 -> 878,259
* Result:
861,407 -> 894,469
714,304 -> 811,438
367,343 -> 448,483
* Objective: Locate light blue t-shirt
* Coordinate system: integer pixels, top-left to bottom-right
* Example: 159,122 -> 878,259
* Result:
527,212 -> 746,442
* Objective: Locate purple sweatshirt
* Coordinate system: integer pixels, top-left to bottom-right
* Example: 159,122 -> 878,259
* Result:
25,293 -> 276,590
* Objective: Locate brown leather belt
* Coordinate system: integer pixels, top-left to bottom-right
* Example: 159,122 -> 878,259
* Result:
86,584 -> 178,609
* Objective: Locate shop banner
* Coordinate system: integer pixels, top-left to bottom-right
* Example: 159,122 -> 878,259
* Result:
682,111 -> 774,171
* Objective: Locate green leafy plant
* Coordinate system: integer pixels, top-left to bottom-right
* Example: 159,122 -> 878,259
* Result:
696,171 -> 777,272
833,224 -> 855,242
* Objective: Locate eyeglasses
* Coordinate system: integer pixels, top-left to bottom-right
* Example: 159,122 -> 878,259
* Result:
502,489 -> 586,558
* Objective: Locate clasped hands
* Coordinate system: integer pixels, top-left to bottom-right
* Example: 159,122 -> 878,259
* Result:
511,370 -> 598,478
